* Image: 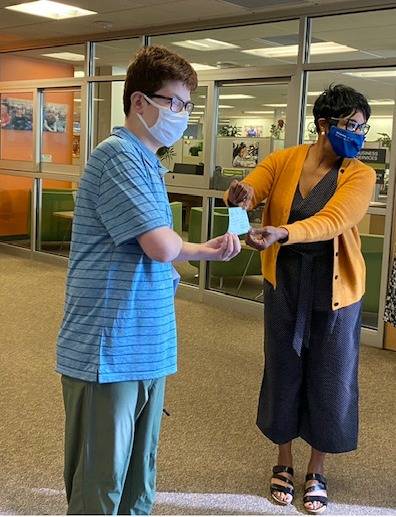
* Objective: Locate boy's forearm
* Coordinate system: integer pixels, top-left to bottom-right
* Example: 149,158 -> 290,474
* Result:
173,241 -> 207,262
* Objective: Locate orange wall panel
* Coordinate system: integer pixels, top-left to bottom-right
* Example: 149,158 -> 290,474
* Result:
0,54 -> 74,81
0,175 -> 32,236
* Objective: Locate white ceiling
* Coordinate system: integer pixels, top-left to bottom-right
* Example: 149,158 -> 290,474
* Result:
0,0 -> 392,49
1,0 -> 396,122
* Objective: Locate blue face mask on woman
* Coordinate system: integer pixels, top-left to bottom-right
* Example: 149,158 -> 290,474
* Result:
327,125 -> 365,158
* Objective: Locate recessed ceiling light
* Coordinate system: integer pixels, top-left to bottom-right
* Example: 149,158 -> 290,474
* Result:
242,41 -> 357,58
243,110 -> 274,114
219,94 -> 255,99
226,115 -> 263,119
172,38 -> 239,51
74,98 -> 103,102
42,52 -> 85,61
369,99 -> 395,105
191,63 -> 218,71
263,103 -> 287,107
345,70 -> 396,78
6,0 -> 96,20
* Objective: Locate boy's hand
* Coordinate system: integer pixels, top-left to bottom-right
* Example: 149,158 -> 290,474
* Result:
201,233 -> 241,261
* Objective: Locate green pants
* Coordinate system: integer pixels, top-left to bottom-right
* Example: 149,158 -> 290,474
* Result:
61,375 -> 166,515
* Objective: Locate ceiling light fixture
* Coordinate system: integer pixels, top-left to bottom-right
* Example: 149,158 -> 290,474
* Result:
6,0 -> 96,19
172,38 -> 239,51
190,63 -> 218,71
42,52 -> 85,61
345,70 -> 396,78
263,103 -> 287,107
219,94 -> 255,99
243,110 -> 274,114
369,99 -> 395,105
242,41 -> 357,58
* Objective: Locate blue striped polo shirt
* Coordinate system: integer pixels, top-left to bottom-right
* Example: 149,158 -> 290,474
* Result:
56,126 -> 177,383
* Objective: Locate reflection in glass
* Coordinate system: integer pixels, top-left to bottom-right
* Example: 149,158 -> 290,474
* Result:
41,89 -> 81,166
208,199 -> 263,301
0,174 -> 33,249
168,193 -> 203,286
305,71 -> 394,329
38,179 -> 78,257
1,92 -> 34,162
151,20 -> 300,68
212,82 -> 288,190
93,39 -> 142,76
310,9 -> 396,64
0,44 -> 86,81
92,81 -> 124,147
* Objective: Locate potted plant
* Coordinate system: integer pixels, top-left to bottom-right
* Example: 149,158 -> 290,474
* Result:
157,145 -> 176,167
377,132 -> 391,148
218,125 -> 241,137
189,141 -> 203,156
270,119 -> 285,139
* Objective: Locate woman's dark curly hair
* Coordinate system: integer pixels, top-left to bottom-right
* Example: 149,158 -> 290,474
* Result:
313,84 -> 371,132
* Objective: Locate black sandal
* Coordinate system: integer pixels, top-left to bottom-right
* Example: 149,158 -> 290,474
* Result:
270,465 -> 294,505
303,473 -> 328,514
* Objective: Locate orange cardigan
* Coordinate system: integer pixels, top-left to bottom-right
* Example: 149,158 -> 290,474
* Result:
225,144 -> 376,310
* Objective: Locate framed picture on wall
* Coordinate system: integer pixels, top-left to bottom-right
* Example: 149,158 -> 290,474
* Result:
1,98 -> 32,131
43,103 -> 68,133
243,126 -> 263,137
232,141 -> 259,168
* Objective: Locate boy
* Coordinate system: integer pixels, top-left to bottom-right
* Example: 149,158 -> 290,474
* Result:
56,46 -> 240,515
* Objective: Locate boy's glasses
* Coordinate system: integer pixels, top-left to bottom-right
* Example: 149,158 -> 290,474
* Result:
145,93 -> 195,115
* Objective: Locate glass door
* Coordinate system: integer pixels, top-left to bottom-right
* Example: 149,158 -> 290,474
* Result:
207,79 -> 290,301
303,70 -> 396,346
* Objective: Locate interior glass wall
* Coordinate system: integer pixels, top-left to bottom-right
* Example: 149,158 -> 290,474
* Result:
1,6 -> 396,344
92,81 -> 123,147
92,81 -> 208,179
151,20 -> 300,69
0,173 -> 33,249
41,88 -> 81,166
0,44 -> 86,80
93,38 -> 142,76
309,9 -> 396,64
212,81 -> 288,190
206,81 -> 288,300
168,192 -> 203,287
304,70 -> 395,329
1,91 -> 33,162
38,178 -> 78,257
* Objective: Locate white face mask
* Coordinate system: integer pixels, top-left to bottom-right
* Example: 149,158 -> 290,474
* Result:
137,94 -> 189,147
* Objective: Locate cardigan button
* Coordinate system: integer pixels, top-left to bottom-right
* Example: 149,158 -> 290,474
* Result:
334,275 -> 339,279
334,302 -> 339,307
340,168 -> 345,173
335,251 -> 339,257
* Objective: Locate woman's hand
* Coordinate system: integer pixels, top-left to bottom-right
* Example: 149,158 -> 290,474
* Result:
228,180 -> 254,209
246,226 -> 288,251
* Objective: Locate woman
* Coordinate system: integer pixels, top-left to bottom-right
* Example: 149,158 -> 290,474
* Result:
233,143 -> 247,167
225,85 -> 375,514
